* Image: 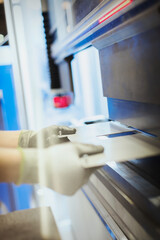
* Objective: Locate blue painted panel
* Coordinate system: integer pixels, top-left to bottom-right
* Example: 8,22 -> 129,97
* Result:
0,65 -> 19,130
12,184 -> 33,210
0,183 -> 14,212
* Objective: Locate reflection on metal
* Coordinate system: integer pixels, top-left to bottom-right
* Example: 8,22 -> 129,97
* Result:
99,0 -> 133,24
70,122 -> 160,167
51,0 -> 158,62
97,130 -> 138,138
82,188 -> 118,240
84,169 -> 160,239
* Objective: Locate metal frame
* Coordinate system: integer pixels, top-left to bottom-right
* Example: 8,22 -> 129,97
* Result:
4,0 -> 28,129
51,0 -> 156,62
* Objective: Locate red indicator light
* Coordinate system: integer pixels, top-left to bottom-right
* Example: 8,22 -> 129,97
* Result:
99,0 -> 133,24
53,95 -> 72,108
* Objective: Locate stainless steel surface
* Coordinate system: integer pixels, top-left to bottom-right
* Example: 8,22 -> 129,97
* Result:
70,121 -> 160,239
69,121 -> 130,141
99,27 -> 160,103
83,170 -> 160,240
106,98 -> 160,132
83,183 -> 129,240
101,161 -> 160,222
51,0 -> 149,62
71,0 -> 104,26
94,3 -> 160,131
92,2 -> 160,50
69,122 -> 160,166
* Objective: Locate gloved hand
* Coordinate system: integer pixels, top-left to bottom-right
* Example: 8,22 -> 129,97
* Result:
17,142 -> 104,195
18,125 -> 76,148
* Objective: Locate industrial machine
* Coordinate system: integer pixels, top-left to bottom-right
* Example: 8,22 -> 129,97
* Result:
2,0 -> 160,239
48,0 -> 160,239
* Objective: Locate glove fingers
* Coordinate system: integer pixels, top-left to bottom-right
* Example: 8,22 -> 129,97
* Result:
74,143 -> 104,157
46,136 -> 69,147
58,126 -> 76,135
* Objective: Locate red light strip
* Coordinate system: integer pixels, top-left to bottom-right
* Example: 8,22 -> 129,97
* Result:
99,0 -> 133,24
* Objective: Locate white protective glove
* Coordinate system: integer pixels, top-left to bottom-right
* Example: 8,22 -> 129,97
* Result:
18,125 -> 76,148
18,142 -> 104,195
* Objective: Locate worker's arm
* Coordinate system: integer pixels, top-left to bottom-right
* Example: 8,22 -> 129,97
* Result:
0,142 -> 104,196
18,125 -> 76,148
0,125 -> 76,149
0,131 -> 21,148
0,148 -> 21,183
